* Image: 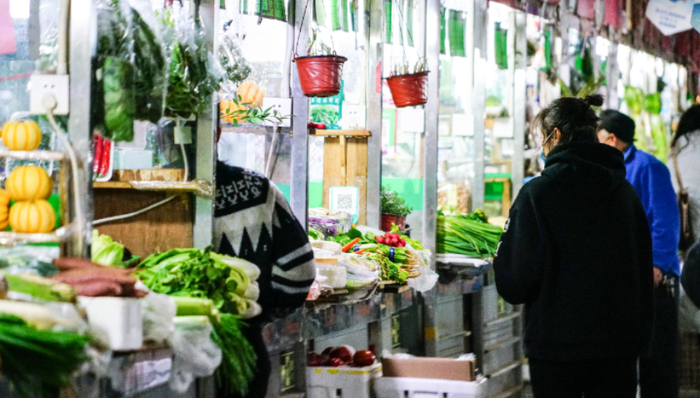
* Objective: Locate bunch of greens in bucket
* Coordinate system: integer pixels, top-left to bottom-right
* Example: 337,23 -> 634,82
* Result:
381,187 -> 412,217
437,209 -> 502,258
95,0 -> 167,142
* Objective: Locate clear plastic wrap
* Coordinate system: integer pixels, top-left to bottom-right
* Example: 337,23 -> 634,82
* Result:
169,318 -> 223,393
0,245 -> 60,277
162,7 -> 222,119
95,0 -> 168,142
139,285 -> 177,344
309,208 -> 353,237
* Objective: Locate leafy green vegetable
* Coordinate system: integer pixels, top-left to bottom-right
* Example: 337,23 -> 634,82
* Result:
103,56 -> 135,142
437,211 -> 503,258
136,247 -> 252,315
308,228 -> 323,240
0,313 -> 90,398
212,313 -> 257,396
381,186 -> 412,217
327,228 -> 363,246
131,8 -> 167,123
91,230 -> 125,267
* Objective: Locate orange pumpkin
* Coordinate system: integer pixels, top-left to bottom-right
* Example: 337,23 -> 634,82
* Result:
9,200 -> 56,233
237,81 -> 265,107
6,166 -> 53,201
1,120 -> 43,151
220,101 -> 248,123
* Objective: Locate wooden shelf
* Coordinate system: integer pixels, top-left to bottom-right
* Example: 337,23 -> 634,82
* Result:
94,181 -> 133,189
311,129 -> 371,137
93,179 -> 214,199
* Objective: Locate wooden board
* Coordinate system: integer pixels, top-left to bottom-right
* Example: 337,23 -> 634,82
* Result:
322,137 -> 368,225
112,169 -> 186,182
93,189 -> 193,258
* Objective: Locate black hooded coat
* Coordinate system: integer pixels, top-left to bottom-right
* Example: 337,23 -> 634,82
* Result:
493,142 -> 654,361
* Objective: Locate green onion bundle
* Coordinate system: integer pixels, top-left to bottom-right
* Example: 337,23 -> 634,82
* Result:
0,313 -> 90,398
437,214 -> 503,258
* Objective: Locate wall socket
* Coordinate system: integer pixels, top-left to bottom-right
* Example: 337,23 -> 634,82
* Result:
341,105 -> 366,129
30,75 -> 70,115
262,97 -> 292,128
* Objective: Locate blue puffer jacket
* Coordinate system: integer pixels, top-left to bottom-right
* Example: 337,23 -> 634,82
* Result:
623,145 -> 681,276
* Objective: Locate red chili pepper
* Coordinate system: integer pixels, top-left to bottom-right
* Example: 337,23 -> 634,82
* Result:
99,138 -> 111,177
341,238 -> 361,253
93,134 -> 104,177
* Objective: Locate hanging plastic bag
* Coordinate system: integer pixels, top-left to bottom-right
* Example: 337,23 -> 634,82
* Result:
407,265 -> 438,292
140,285 -> 177,344
169,318 -> 223,393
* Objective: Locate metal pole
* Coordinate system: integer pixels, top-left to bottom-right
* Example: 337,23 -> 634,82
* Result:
607,39 -> 620,110
290,0 -> 311,227
471,0 -> 487,211
193,0 -> 218,249
421,0 -> 440,359
512,11 -> 526,199
366,0 -> 384,229
68,0 -> 97,257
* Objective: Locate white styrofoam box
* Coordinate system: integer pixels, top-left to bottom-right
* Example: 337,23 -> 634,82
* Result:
79,297 -> 143,351
307,364 -> 382,398
316,263 -> 347,289
374,377 -> 487,398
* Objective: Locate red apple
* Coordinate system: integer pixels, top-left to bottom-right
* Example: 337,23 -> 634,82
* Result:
329,345 -> 355,363
308,352 -> 324,366
352,350 -> 376,367
327,357 -> 346,367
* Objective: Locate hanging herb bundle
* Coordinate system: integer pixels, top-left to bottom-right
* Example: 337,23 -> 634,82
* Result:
163,9 -> 223,119
95,0 -> 167,142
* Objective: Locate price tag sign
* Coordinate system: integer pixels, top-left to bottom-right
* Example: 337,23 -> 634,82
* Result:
646,0 -> 694,36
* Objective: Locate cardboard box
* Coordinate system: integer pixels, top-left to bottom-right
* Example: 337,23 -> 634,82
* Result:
307,364 -> 382,398
375,377 -> 486,398
381,357 -> 475,382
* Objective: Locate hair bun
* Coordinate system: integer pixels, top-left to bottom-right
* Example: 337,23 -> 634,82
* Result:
584,94 -> 604,107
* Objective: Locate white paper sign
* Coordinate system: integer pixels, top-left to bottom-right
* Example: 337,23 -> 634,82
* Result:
646,0 -> 694,36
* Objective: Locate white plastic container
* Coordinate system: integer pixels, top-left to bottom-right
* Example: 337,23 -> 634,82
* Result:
79,297 -> 143,351
307,364 -> 382,398
374,377 -> 487,398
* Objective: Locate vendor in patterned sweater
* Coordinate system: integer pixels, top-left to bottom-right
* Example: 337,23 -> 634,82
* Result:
214,160 -> 316,398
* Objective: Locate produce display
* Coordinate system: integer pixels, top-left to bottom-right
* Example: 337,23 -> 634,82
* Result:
1,119 -> 43,151
307,345 -> 377,368
437,209 -> 503,258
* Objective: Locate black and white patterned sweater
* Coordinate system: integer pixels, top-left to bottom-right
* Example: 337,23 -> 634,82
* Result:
214,162 -> 315,322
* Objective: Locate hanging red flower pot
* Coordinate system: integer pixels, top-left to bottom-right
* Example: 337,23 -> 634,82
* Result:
295,55 -> 348,98
386,71 -> 429,108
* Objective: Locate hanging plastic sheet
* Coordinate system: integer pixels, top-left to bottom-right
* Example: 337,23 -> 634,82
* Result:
385,0 -> 392,43
315,0 -> 327,27
543,28 -> 551,71
239,0 -> 287,22
440,7 -> 446,54
494,22 -> 508,70
406,0 -> 413,46
448,10 -> 465,57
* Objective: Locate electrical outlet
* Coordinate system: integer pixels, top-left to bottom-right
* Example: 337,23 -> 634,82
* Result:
30,75 -> 70,115
262,97 -> 292,128
341,105 -> 366,129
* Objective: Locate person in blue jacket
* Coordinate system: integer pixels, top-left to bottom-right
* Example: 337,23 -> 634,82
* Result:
598,110 -> 681,398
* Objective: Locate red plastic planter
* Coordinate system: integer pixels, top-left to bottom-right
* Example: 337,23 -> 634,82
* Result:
380,214 -> 406,232
295,55 -> 348,97
386,71 -> 429,108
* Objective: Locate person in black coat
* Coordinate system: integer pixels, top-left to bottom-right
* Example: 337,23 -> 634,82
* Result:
493,95 -> 654,397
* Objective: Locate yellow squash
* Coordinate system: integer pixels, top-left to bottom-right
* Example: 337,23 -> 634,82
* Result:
9,200 -> 56,233
0,189 -> 9,230
6,165 -> 53,201
1,120 -> 43,151
237,81 -> 265,107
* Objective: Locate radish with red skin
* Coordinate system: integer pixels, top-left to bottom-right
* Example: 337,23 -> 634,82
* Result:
329,346 -> 355,363
327,357 -> 345,367
352,350 -> 376,367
